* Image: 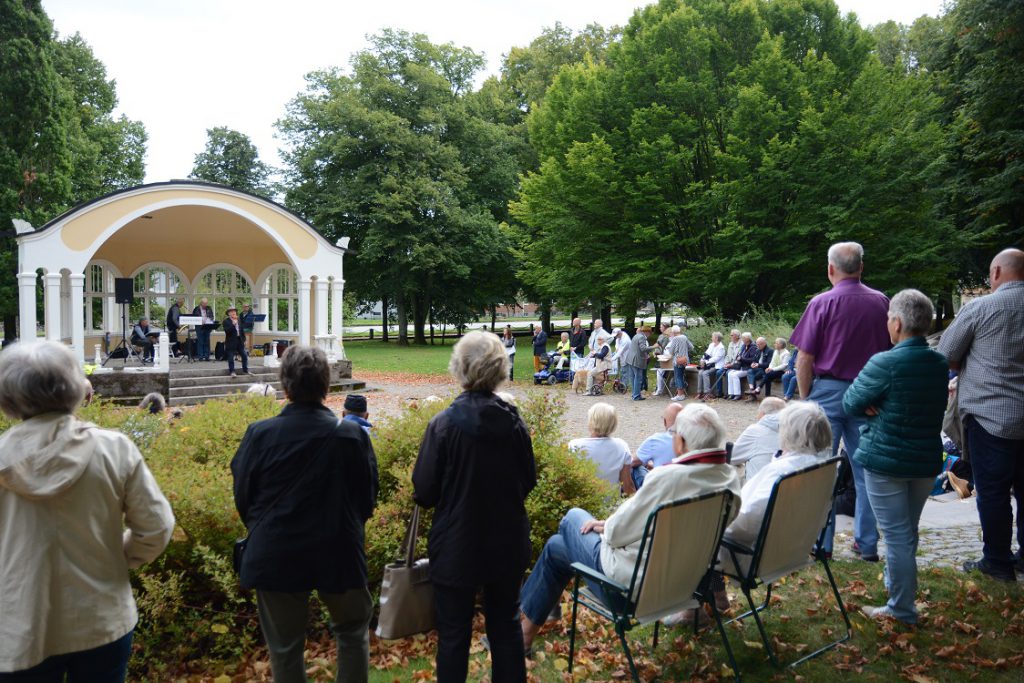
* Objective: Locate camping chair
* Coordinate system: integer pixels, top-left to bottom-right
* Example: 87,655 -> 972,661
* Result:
568,490 -> 739,683
719,456 -> 851,668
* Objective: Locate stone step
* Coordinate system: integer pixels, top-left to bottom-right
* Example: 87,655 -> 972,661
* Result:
167,379 -> 365,407
170,381 -> 282,399
169,390 -> 284,406
167,366 -> 279,380
169,373 -> 277,389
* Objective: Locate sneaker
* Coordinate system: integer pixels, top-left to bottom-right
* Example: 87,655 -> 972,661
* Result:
852,541 -> 880,562
633,397 -> 646,401
860,605 -> 894,621
671,395 -> 686,402
963,558 -> 1016,583
481,634 -> 532,659
230,372 -> 237,378
663,607 -> 711,628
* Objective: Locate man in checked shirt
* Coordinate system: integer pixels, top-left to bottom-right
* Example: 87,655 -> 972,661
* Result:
939,248 -> 1024,583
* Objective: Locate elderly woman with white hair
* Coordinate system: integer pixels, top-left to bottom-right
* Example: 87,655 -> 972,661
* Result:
0,341 -> 174,680
584,331 -> 613,393
517,403 -> 741,652
726,332 -> 756,400
697,331 -> 726,400
843,289 -> 948,625
413,331 -> 537,682
568,402 -> 634,493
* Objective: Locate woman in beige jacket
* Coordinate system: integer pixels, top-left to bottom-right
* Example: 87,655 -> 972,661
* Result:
0,341 -> 174,680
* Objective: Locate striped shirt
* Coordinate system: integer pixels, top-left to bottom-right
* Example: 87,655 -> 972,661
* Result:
938,281 -> 1024,440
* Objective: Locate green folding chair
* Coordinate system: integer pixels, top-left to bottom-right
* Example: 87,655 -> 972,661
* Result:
719,456 -> 852,668
568,489 -> 739,683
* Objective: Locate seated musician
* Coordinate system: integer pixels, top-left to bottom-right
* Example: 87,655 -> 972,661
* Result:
131,317 -> 157,362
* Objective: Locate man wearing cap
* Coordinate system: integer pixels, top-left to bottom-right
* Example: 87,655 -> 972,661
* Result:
531,323 -> 548,373
223,306 -> 249,377
342,395 -> 372,434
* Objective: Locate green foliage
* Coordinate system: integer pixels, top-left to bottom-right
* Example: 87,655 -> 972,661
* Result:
190,126 -> 275,197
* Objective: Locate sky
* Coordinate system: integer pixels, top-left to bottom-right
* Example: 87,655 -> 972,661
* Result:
41,0 -> 948,184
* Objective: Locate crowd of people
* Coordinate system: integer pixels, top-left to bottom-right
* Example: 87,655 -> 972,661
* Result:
0,242 -> 1021,682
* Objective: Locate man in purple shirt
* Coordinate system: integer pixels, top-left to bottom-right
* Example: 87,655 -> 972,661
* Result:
790,242 -> 890,559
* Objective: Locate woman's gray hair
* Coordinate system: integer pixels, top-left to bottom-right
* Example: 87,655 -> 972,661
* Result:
778,401 -> 833,455
889,289 -> 934,337
279,345 -> 330,403
673,403 -> 727,451
587,402 -> 618,437
0,341 -> 88,420
740,332 -> 752,341
712,331 -> 723,342
138,392 -> 166,414
449,331 -> 508,392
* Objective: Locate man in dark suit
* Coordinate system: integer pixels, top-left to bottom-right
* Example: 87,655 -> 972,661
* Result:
166,297 -> 183,354
223,307 -> 249,377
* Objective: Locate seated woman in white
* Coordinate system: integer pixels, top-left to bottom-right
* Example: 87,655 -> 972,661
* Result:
568,402 -> 635,494
726,332 -> 755,399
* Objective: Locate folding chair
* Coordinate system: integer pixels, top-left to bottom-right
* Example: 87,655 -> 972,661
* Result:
719,456 -> 851,668
568,490 -> 739,683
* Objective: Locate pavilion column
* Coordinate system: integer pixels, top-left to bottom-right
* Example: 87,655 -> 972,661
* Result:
18,273 -> 37,341
330,277 -> 344,337
44,272 -> 62,341
314,278 -> 329,336
298,278 -> 312,347
69,273 -> 85,364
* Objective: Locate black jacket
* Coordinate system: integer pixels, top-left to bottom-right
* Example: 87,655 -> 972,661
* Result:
231,402 -> 378,592
569,328 -> 588,356
223,316 -> 245,352
412,391 -> 537,587
532,329 -> 548,355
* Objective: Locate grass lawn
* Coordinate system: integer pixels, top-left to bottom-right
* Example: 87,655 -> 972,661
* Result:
360,561 -> 1024,682
345,337 -> 554,383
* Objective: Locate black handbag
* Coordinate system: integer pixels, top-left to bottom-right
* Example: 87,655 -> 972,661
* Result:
233,426 -> 337,574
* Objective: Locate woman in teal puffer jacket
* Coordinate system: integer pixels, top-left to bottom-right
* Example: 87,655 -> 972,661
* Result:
842,289 -> 948,625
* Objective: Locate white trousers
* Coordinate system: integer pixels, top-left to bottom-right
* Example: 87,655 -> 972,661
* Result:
727,369 -> 747,396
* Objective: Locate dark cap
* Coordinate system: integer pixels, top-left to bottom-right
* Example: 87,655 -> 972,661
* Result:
344,394 -> 367,413
226,306 -> 237,314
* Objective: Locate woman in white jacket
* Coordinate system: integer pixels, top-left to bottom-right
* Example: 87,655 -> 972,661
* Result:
0,341 -> 175,680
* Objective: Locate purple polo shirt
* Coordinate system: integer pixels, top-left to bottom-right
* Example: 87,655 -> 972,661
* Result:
789,278 -> 890,381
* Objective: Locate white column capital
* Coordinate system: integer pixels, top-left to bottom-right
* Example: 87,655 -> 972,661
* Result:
69,273 -> 86,286
18,272 -> 37,285
44,272 -> 63,285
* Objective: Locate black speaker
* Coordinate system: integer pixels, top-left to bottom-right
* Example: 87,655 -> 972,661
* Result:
114,278 -> 134,304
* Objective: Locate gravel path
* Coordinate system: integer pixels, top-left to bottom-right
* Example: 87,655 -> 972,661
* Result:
333,371 -> 1002,575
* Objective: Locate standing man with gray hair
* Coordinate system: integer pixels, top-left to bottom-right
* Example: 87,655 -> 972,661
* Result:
789,241 -> 890,560
938,248 -> 1024,582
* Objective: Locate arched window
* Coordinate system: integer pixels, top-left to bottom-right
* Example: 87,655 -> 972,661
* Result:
130,263 -> 188,328
194,264 -> 253,319
258,265 -> 299,333
84,261 -> 122,332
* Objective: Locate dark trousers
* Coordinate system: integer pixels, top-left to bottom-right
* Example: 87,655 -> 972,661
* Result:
0,631 -> 132,683
965,415 -> 1024,574
433,577 -> 526,683
227,344 -> 248,373
761,369 -> 785,395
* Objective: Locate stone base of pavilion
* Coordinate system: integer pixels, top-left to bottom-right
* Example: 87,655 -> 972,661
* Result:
89,357 -> 364,407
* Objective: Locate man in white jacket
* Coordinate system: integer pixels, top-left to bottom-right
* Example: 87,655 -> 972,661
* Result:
517,403 -> 741,652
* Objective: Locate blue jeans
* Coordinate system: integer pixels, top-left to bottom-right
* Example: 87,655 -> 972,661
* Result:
863,471 -> 932,623
673,365 -> 688,394
965,415 -> 1024,575
0,631 -> 132,683
781,372 -> 797,399
746,368 -> 766,390
809,378 -> 877,555
631,465 -> 649,490
196,327 -> 211,360
627,365 -> 644,400
520,508 -> 606,625
227,346 -> 249,373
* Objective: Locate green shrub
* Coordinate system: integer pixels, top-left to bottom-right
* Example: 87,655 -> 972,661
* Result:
686,306 -> 796,352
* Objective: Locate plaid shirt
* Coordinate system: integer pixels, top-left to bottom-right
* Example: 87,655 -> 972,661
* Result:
938,281 -> 1024,440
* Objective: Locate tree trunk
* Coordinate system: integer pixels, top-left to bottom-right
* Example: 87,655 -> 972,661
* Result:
601,304 -> 612,331
3,314 -> 15,342
381,295 -> 389,343
412,293 -> 428,345
491,306 -> 497,332
396,294 -> 408,346
654,302 -> 663,331
539,301 -> 552,335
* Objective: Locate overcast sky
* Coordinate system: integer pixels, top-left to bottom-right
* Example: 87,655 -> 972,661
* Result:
41,0 -> 947,184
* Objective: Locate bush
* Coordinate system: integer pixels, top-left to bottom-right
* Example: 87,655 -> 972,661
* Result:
685,306 -> 795,352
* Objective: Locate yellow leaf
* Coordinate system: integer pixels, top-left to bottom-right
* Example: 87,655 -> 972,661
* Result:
553,657 -> 568,671
213,676 -> 231,683
210,623 -> 228,634
743,640 -> 764,650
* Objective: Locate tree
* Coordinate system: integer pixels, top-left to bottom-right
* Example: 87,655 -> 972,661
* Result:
190,127 -> 274,196
279,30 -> 520,344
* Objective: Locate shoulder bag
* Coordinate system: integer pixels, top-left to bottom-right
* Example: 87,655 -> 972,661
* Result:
376,505 -> 435,639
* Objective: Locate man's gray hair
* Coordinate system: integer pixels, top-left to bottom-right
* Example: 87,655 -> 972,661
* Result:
0,341 -> 88,420
889,289 -> 934,337
827,241 -> 864,275
759,396 -> 786,416
740,332 -> 752,341
279,345 -> 330,403
449,331 -> 508,393
778,401 -> 833,455
712,331 -> 723,342
674,403 -> 727,451
670,325 -> 681,334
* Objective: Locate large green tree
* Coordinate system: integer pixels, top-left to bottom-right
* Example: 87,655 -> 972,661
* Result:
0,2 -> 146,340
189,126 -> 274,196
513,0 -> 958,318
279,30 -> 520,344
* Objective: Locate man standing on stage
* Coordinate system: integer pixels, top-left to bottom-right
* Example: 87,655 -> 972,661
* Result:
790,241 -> 890,560
193,297 -> 214,361
241,303 -> 255,352
938,248 -> 1024,582
166,297 -> 184,354
223,306 -> 249,377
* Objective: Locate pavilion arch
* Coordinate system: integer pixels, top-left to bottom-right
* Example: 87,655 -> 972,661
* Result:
14,181 -> 349,363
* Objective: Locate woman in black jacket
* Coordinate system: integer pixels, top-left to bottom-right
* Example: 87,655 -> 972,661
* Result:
413,332 -> 537,683
232,345 -> 378,683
